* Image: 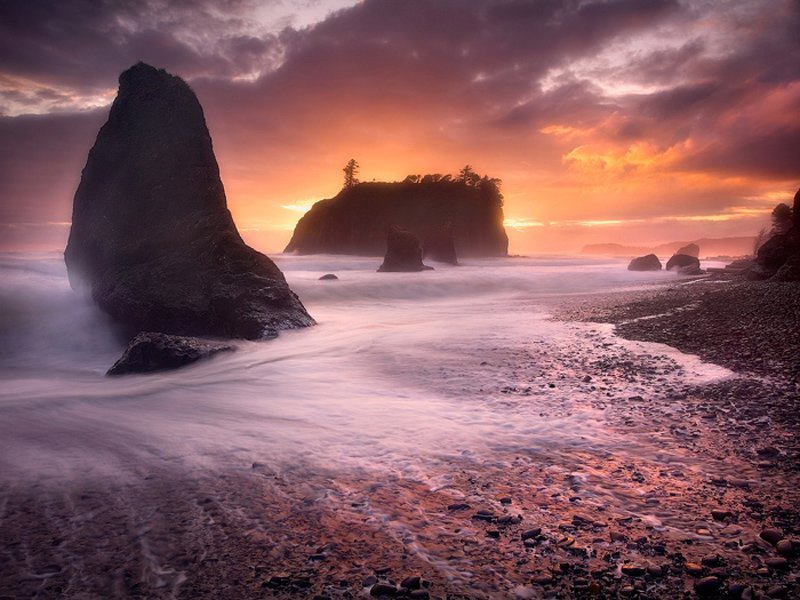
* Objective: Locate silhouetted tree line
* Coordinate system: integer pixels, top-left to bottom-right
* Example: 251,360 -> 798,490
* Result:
753,190 -> 799,255
341,161 -> 504,207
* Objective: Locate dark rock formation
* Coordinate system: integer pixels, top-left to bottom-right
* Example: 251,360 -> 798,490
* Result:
772,252 -> 800,281
678,264 -> 704,276
676,243 -> 700,258
107,332 -> 235,375
751,232 -> 795,279
319,273 -> 339,280
285,181 -> 507,257
65,63 -> 313,340
666,253 -> 700,271
378,226 -> 433,272
423,222 -> 458,264
794,188 -> 800,229
627,254 -> 662,271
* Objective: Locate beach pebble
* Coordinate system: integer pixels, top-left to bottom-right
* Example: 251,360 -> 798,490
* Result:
521,528 -> 541,541
775,539 -> 793,557
400,576 -> 421,590
764,557 -> 789,570
694,576 -> 723,595
685,563 -> 704,576
531,574 -> 554,585
701,555 -> 722,567
712,510 -> 732,521
760,528 -> 784,546
370,583 -> 397,597
766,585 -> 788,598
621,564 -> 645,577
409,591 -> 429,600
363,575 -> 378,587
447,503 -> 470,511
646,565 -> 664,577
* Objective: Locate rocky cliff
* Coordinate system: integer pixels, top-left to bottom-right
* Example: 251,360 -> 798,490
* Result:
65,63 -> 314,341
284,181 -> 508,257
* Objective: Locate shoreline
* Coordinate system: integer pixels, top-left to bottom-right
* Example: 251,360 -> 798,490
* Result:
1,277 -> 799,599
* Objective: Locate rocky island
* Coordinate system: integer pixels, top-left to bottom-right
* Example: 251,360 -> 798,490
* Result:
64,63 -> 314,371
284,172 -> 508,258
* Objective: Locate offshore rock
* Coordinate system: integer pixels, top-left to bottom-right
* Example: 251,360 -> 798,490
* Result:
65,63 -> 313,340
666,253 -> 700,271
378,225 -> 433,272
107,332 -> 235,375
285,181 -> 508,257
676,243 -> 700,257
627,254 -> 662,271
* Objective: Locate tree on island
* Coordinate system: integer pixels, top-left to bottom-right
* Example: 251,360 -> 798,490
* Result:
343,159 -> 360,188
457,164 -> 481,187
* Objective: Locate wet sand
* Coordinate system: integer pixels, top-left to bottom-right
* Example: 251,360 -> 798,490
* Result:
2,279 -> 799,599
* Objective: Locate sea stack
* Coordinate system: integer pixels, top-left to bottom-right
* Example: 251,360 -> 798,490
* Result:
65,63 -> 314,341
378,226 -> 433,272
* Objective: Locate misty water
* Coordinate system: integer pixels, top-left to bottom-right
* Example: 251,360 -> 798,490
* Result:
2,252 -> 778,598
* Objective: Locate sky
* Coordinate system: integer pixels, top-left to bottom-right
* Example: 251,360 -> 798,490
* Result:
0,0 -> 798,254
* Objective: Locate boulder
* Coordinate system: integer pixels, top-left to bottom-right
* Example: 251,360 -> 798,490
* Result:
319,273 -> 339,280
107,332 -> 235,375
666,253 -> 700,271
65,63 -> 314,340
627,254 -> 662,271
676,243 -> 700,257
423,222 -> 458,264
378,225 -> 433,272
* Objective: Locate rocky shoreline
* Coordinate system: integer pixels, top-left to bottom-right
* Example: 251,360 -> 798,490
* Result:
2,280 -> 799,600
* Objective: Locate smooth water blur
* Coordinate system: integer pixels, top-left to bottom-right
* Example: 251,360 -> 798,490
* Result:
0,252 -> 731,490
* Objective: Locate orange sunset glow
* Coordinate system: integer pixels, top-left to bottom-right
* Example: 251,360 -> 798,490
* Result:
1,0 -> 798,253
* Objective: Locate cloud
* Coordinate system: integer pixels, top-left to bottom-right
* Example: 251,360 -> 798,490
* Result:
0,0 -> 798,253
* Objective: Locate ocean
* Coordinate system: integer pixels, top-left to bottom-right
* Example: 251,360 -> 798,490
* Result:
1,252 -> 751,598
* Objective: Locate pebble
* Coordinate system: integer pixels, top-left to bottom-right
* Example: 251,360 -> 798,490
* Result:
472,510 -> 495,522
499,497 -> 512,505
621,565 -> 645,577
447,503 -> 470,511
760,528 -> 784,546
531,575 -> 554,585
409,591 -> 429,600
712,510 -> 732,521
766,585 -> 788,598
764,557 -> 789,570
370,583 -> 397,597
363,575 -> 378,587
694,576 -> 723,595
776,539 -> 793,557
685,562 -> 704,576
521,528 -> 542,541
701,555 -> 722,567
647,565 -> 664,577
400,576 -> 421,590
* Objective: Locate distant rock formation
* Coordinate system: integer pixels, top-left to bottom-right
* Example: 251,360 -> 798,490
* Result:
107,332 -> 235,375
285,181 -> 508,257
627,254 -> 662,271
319,273 -> 339,280
678,264 -> 704,276
666,254 -> 700,271
423,222 -> 458,265
676,243 -> 700,258
378,225 -> 433,272
582,237 -> 754,259
65,63 -> 314,349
